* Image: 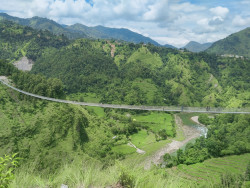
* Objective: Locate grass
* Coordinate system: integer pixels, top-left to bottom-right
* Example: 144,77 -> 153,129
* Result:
85,106 -> 105,117
132,112 -> 173,134
178,112 -> 200,126
127,46 -> 163,68
167,153 -> 250,185
174,116 -> 185,141
111,112 -> 173,163
130,130 -> 155,148
112,144 -> 136,155
10,157 -> 196,188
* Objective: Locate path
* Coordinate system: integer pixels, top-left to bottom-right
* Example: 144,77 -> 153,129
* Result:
107,41 -> 116,58
144,114 -> 200,169
128,142 -> 146,154
0,77 -> 249,114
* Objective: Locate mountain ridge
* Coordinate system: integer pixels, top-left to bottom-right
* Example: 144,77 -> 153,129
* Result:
206,27 -> 250,58
183,41 -> 213,52
0,13 -> 176,47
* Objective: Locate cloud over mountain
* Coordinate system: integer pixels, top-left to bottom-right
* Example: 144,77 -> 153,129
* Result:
0,0 -> 249,47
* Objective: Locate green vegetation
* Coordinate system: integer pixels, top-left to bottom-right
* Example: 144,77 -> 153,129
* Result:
164,113 -> 250,166
0,19 -> 250,187
198,114 -> 213,125
0,153 -> 19,188
0,20 -> 69,61
132,112 -> 175,137
0,13 -> 161,45
166,153 -> 250,186
206,27 -> 250,58
2,20 -> 250,109
178,113 -> 200,126
112,144 -> 136,155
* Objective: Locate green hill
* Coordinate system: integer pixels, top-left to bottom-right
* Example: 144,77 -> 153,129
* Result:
0,20 -> 250,188
206,27 -> 250,58
67,24 -> 161,45
0,13 -> 164,46
1,20 -> 250,108
0,20 -> 69,61
183,41 -> 213,52
0,13 -> 87,39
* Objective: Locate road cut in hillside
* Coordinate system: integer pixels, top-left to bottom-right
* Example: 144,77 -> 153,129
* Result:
144,115 -> 201,169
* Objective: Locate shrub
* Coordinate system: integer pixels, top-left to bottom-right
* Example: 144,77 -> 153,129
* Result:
0,153 -> 19,188
119,167 -> 135,188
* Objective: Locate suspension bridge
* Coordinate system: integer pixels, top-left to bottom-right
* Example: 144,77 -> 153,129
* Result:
1,78 -> 250,114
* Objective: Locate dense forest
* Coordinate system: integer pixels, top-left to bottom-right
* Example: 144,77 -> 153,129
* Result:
206,27 -> 250,58
31,39 -> 250,108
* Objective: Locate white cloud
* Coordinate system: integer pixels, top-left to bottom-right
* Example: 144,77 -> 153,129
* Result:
0,0 -> 249,47
232,15 -> 250,26
209,6 -> 229,18
170,2 -> 205,12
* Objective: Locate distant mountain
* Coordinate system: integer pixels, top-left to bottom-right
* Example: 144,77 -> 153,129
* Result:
183,41 -> 213,52
206,27 -> 250,58
67,24 -> 161,46
0,13 -> 167,46
0,13 -> 86,39
163,44 -> 177,49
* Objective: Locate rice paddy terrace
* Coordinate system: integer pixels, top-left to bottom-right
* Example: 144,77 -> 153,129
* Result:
167,153 -> 250,185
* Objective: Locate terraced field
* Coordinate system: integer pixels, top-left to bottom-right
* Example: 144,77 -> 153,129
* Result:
132,112 -> 174,136
167,153 -> 250,185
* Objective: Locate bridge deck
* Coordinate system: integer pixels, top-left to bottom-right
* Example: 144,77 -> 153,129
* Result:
1,79 -> 250,114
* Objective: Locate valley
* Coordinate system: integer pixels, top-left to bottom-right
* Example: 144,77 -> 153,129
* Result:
0,15 -> 249,188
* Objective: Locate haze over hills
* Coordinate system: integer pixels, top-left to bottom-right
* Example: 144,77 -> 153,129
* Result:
183,41 -> 213,52
66,23 -> 160,46
0,13 -> 166,47
0,13 -> 87,39
206,27 -> 250,58
163,43 -> 177,49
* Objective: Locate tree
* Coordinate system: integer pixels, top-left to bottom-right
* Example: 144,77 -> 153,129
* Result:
158,129 -> 167,140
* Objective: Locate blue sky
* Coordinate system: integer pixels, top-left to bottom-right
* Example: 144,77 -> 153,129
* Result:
0,0 -> 250,47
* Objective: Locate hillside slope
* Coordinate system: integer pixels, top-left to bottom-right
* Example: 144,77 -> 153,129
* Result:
0,13 -> 86,39
67,24 -> 161,46
206,27 -> 250,58
0,13 -> 166,46
0,20 -> 69,61
183,41 -> 212,52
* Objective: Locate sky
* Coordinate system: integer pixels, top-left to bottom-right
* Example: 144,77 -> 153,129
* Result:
0,0 -> 250,47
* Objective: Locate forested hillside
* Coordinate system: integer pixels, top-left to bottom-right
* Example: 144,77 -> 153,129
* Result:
67,24 -> 161,45
206,27 -> 250,58
0,20 -> 69,61
0,13 -> 163,45
1,20 -> 249,109
1,59 -> 250,187
31,39 -> 250,108
0,20 -> 250,187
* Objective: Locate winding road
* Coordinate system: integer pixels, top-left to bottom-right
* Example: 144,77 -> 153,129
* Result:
0,77 -> 250,114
